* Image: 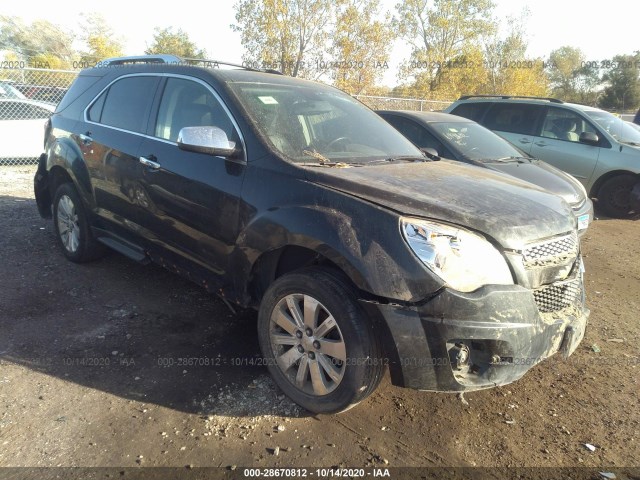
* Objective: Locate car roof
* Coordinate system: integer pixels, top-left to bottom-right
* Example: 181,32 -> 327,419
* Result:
376,110 -> 474,124
452,96 -> 607,114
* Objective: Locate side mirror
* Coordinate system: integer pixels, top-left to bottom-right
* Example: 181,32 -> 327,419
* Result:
579,131 -> 599,146
420,147 -> 440,160
177,126 -> 238,157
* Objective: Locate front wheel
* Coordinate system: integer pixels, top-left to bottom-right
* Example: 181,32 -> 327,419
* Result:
597,175 -> 637,218
257,267 -> 384,414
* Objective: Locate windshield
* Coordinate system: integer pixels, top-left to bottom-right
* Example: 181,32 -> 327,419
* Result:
429,121 -> 526,161
585,110 -> 640,145
229,82 -> 423,164
0,82 -> 26,100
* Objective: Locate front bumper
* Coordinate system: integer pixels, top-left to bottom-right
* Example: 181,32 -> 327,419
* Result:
369,281 -> 589,392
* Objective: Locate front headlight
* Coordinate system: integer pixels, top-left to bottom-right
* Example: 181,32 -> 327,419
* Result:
401,218 -> 513,292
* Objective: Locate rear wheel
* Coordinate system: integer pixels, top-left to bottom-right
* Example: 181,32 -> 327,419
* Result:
257,267 -> 384,414
597,175 -> 637,218
52,183 -> 107,262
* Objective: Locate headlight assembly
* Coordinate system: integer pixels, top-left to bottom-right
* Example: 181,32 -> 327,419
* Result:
401,218 -> 513,292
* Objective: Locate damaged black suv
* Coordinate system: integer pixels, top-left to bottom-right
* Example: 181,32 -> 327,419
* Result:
34,55 -> 589,413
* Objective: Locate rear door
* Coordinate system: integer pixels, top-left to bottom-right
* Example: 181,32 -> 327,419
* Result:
134,76 -> 246,276
481,103 -> 545,154
529,106 -> 601,184
81,75 -> 160,232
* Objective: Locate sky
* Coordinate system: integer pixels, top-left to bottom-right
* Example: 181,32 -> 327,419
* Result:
2,0 -> 638,87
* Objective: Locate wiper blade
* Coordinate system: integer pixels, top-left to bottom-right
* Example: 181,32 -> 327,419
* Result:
302,148 -> 332,164
303,162 -> 359,168
621,141 -> 640,147
492,156 -> 527,163
368,156 -> 429,164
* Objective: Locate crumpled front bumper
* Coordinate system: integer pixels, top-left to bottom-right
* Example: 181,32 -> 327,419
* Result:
368,280 -> 589,392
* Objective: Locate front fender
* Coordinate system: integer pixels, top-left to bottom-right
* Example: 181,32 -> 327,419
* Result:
232,194 -> 443,304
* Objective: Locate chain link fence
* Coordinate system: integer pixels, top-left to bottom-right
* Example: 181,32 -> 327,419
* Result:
1,68 -> 77,166
353,95 -> 452,112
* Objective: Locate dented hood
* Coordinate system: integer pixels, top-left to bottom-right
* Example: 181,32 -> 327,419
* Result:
305,160 -> 576,249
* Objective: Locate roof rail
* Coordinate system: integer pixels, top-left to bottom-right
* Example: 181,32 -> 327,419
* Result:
98,55 -> 183,66
97,54 -> 283,75
458,95 -> 564,104
181,58 -> 283,75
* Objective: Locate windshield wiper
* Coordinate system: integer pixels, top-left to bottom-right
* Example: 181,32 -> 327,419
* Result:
490,156 -> 528,163
621,140 -> 640,147
301,150 -> 363,168
367,156 -> 429,165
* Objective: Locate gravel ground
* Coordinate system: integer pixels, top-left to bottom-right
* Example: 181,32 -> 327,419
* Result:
0,166 -> 639,478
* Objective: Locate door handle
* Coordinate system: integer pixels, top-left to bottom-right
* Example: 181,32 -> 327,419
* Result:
78,131 -> 92,145
534,141 -> 548,147
519,138 -> 531,144
139,155 -> 160,170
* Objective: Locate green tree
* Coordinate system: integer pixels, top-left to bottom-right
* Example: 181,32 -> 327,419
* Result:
331,0 -> 392,94
145,27 -> 206,59
232,0 -> 334,77
0,15 -> 75,67
546,46 -> 600,104
599,53 -> 640,111
78,14 -> 124,65
393,0 -> 496,95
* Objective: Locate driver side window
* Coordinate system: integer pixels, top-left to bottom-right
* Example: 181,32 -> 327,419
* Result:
155,77 -> 238,145
541,107 -> 597,143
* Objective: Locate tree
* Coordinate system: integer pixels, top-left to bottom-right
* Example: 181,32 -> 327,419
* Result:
0,15 -> 75,67
145,27 -> 206,59
546,46 -> 600,104
599,53 -> 640,111
232,0 -> 334,77
79,14 -> 124,64
483,13 -> 549,96
331,0 -> 392,94
393,0 -> 496,95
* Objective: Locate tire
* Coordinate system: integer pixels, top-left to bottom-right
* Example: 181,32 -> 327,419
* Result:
597,175 -> 637,218
52,183 -> 107,262
257,267 -> 384,414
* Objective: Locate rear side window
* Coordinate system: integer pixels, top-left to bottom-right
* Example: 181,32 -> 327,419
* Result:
91,76 -> 159,133
483,103 -> 543,136
449,102 -> 490,122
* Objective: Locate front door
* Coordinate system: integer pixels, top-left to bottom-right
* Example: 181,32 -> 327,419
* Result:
134,76 -> 246,277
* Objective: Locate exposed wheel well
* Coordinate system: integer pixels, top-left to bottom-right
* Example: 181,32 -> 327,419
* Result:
590,170 -> 640,198
48,166 -> 74,199
248,246 -> 345,308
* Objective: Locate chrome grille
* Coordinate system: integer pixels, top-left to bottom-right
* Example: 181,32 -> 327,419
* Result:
522,232 -> 578,268
533,276 -> 582,313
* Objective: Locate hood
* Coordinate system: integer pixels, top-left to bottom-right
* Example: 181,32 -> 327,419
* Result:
483,159 -> 585,207
304,160 -> 575,249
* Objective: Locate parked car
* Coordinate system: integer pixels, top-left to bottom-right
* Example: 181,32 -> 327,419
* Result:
14,84 -> 68,105
445,95 -> 640,218
35,55 -> 588,413
0,98 -> 54,161
0,80 -> 27,100
377,110 -> 592,233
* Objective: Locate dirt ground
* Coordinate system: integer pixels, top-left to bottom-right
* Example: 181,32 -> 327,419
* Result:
0,166 -> 639,477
